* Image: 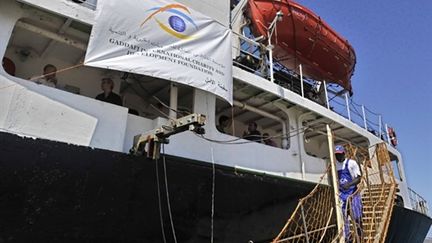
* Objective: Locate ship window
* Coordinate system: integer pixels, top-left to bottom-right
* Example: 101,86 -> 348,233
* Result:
303,128 -> 330,159
215,97 -> 287,149
1,15 -> 175,120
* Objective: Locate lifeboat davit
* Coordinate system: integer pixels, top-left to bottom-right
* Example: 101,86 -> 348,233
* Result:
247,0 -> 356,92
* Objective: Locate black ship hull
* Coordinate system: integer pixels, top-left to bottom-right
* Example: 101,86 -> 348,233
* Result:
0,131 -> 315,242
386,205 -> 432,243
0,131 -> 430,242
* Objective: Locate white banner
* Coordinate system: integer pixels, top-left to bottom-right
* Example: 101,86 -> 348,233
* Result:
84,0 -> 232,104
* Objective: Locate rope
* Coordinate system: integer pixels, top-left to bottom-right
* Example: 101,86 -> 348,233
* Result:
364,105 -> 381,116
210,147 -> 216,243
155,157 -> 167,243
30,63 -> 84,81
195,125 -> 308,145
161,144 -> 178,243
231,106 -> 236,135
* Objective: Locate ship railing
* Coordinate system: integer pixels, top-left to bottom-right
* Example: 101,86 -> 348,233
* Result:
408,187 -> 430,216
232,31 -> 396,147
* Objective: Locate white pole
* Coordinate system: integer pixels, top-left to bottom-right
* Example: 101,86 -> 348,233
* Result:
268,40 -> 274,83
326,124 -> 345,243
345,92 -> 351,121
361,105 -> 367,130
378,115 -> 382,139
300,64 -> 304,97
169,83 -> 178,119
385,123 -> 391,144
323,81 -> 330,109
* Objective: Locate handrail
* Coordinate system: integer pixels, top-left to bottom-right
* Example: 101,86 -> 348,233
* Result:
408,187 -> 430,216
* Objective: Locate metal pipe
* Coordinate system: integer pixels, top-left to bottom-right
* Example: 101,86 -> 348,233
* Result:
233,100 -> 288,148
378,115 -> 382,139
15,21 -> 87,51
362,105 -> 367,130
345,92 -> 351,121
299,64 -> 304,97
266,12 -> 282,83
268,40 -> 274,83
385,123 -> 391,144
169,83 -> 178,119
323,81 -> 330,109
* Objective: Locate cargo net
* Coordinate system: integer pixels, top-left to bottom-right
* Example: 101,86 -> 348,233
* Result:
272,169 -> 339,243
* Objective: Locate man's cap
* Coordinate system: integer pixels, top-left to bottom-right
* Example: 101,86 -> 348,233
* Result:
335,145 -> 345,154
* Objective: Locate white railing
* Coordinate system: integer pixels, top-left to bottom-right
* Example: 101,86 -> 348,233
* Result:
232,31 -> 396,146
408,187 -> 430,216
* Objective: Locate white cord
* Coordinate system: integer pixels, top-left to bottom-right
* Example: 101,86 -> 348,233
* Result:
162,145 -> 178,243
155,158 -> 167,243
210,147 -> 216,243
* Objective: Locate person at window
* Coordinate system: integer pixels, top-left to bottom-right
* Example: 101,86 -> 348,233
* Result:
216,115 -> 230,134
95,78 -> 122,106
263,133 -> 277,147
243,122 -> 261,143
30,64 -> 58,88
335,145 -> 362,241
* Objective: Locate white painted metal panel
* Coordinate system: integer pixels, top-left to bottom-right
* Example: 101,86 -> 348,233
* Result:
0,75 -> 97,146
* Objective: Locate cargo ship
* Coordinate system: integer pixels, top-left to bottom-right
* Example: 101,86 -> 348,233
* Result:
0,0 -> 430,242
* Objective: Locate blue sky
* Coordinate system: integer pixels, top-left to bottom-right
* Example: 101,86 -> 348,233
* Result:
295,0 -> 432,236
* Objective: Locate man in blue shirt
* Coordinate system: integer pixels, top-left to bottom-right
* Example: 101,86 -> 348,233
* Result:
335,145 -> 362,242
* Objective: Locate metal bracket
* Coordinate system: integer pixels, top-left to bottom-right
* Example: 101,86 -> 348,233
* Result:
130,113 -> 206,159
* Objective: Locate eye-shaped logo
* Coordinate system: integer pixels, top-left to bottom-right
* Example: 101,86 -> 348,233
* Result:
140,3 -> 198,40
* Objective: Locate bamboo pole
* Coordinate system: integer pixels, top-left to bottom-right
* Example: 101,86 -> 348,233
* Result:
326,124 -> 345,243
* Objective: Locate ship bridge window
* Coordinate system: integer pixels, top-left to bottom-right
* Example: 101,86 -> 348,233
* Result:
1,14 -> 184,121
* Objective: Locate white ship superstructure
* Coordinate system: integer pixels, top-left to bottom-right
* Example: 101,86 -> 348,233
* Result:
0,0 -> 430,242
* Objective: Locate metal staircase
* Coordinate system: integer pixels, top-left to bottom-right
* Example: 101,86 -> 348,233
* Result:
354,143 -> 397,243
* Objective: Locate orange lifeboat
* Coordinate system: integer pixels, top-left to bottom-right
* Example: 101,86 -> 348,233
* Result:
247,0 -> 356,92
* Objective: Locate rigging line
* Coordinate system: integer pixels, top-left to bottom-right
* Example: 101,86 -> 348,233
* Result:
364,105 -> 381,117
162,144 -> 178,243
195,127 -> 307,145
200,125 -> 307,144
30,63 -> 84,80
155,157 -> 167,243
366,119 -> 379,127
331,98 -> 346,107
206,94 -> 215,243
135,78 -> 190,116
210,147 -> 216,243
150,104 -> 174,122
349,97 -> 380,117
349,102 -> 363,117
